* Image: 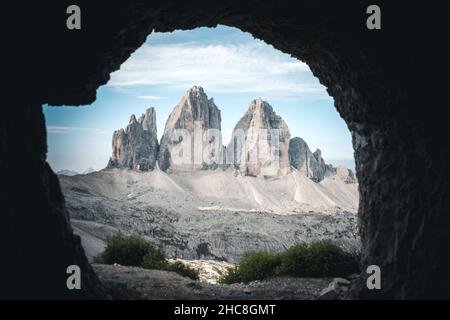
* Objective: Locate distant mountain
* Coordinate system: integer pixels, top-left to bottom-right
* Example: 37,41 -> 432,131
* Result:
56,169 -> 79,176
159,85 -> 222,172
82,167 -> 96,174
108,108 -> 158,171
327,159 -> 356,172
105,85 -> 355,183
61,86 -> 359,263
227,98 -> 291,176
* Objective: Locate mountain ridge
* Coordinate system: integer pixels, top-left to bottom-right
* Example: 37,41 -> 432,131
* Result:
107,85 -> 355,183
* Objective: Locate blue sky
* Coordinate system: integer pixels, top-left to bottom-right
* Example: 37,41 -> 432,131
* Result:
44,25 -> 354,173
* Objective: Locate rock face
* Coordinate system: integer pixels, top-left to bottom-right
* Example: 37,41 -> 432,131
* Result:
335,165 -> 356,184
289,137 -> 356,183
159,86 -> 223,172
106,90 -> 356,183
227,99 -> 291,177
108,107 -> 158,171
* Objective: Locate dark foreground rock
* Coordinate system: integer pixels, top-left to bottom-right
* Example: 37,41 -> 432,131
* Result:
94,264 -> 331,300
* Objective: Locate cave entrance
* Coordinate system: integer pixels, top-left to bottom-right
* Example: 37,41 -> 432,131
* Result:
9,2 -> 442,300
45,25 -> 360,295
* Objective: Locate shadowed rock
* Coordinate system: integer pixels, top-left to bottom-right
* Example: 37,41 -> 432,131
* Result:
108,107 -> 158,171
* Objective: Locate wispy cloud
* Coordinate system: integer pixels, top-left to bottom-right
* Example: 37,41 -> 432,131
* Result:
107,36 -> 330,101
137,95 -> 166,100
47,126 -> 112,135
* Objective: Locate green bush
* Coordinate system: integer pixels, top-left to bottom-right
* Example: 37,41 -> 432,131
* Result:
95,234 -> 159,267
166,261 -> 199,280
278,240 -> 360,277
218,266 -> 242,284
141,246 -> 168,270
93,234 -> 200,280
219,240 -> 360,284
275,242 -> 309,276
238,251 -> 281,283
92,254 -> 105,264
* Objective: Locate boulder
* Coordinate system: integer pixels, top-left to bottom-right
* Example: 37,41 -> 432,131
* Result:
316,277 -> 351,300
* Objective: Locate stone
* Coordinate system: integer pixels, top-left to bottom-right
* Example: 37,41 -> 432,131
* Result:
316,277 -> 351,300
108,107 -> 158,171
227,98 -> 291,177
159,86 -> 223,172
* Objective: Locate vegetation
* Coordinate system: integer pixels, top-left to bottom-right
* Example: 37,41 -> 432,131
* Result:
219,240 -> 360,284
165,261 -> 199,280
196,242 -> 211,258
93,234 -> 152,266
94,234 -> 199,280
218,266 -> 243,285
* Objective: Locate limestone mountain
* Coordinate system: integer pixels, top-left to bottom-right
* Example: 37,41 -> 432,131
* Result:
158,86 -> 223,172
105,86 -> 355,184
227,98 -> 291,176
67,88 -> 359,264
108,107 -> 158,171
289,137 -> 356,183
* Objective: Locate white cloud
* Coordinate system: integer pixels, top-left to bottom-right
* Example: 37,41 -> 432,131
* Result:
47,126 -> 111,135
107,40 -> 330,101
137,95 -> 165,100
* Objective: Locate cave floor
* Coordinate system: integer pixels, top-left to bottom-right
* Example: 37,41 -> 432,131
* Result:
94,264 -> 331,300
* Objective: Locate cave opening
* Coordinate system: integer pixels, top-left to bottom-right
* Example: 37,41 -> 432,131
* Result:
4,1 -> 448,300
44,25 -> 360,296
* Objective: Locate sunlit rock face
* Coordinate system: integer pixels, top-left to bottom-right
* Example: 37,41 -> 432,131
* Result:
108,107 -> 159,171
159,86 -> 223,172
227,99 -> 291,177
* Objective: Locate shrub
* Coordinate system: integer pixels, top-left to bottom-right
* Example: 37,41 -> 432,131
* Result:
238,251 -> 281,283
93,234 -> 200,280
275,242 -> 309,276
219,240 -> 360,284
166,261 -> 199,280
277,240 -> 360,277
141,246 -> 168,270
218,266 -> 242,284
92,254 -> 105,264
95,234 -> 158,267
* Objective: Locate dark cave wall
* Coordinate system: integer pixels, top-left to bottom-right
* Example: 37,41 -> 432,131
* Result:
0,102 -> 105,298
3,0 -> 449,298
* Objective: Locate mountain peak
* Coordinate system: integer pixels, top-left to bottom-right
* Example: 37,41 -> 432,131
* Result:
129,114 -> 137,124
109,108 -> 159,171
139,107 -> 157,133
159,86 -> 223,172
247,98 -> 274,114
228,98 -> 291,176
186,85 -> 206,97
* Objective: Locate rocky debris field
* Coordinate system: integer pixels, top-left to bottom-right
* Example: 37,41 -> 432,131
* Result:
63,168 -> 360,263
